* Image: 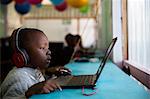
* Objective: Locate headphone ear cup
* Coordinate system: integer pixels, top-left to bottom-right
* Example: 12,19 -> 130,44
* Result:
12,51 -> 26,68
12,49 -> 29,68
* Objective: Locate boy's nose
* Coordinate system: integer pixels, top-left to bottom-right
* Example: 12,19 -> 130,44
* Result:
46,49 -> 51,56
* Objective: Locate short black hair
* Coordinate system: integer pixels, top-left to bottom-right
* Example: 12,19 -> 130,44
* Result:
11,28 -> 44,50
65,34 -> 73,46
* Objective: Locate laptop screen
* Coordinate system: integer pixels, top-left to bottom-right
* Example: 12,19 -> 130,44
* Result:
95,37 -> 117,81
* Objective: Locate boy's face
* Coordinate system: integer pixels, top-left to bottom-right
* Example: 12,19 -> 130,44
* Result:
26,32 -> 51,69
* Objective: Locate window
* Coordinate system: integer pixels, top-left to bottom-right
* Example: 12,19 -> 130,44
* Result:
127,0 -> 150,73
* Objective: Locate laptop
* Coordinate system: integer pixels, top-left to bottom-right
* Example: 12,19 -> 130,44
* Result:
55,37 -> 117,88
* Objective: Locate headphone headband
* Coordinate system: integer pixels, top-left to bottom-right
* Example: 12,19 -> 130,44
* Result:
15,27 -> 24,52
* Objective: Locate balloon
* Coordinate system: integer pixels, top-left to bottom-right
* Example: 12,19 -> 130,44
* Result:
36,3 -> 43,8
1,0 -> 13,5
80,5 -> 90,14
50,0 -> 64,6
67,0 -> 88,8
15,0 -> 25,4
15,1 -> 31,15
55,1 -> 67,12
29,0 -> 43,5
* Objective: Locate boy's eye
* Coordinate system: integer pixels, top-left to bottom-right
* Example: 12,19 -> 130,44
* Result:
40,47 -> 45,49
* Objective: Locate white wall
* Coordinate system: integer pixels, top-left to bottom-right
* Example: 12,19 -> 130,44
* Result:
23,19 -> 77,42
112,0 -> 123,66
23,18 -> 97,48
79,19 -> 96,48
7,2 -> 22,36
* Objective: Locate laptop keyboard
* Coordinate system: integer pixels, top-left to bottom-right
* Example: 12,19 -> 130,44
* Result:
67,75 -> 95,86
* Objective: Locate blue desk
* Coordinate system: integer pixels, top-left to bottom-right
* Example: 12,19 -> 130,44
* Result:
30,60 -> 150,99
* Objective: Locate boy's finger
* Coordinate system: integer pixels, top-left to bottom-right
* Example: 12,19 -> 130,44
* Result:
47,82 -> 57,89
43,86 -> 50,93
44,83 -> 55,92
55,83 -> 62,91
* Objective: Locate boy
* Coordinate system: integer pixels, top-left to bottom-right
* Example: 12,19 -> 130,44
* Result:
0,28 -> 63,99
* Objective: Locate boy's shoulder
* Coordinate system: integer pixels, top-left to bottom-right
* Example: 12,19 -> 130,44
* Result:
1,67 -> 42,88
11,67 -> 35,74
5,67 -> 37,81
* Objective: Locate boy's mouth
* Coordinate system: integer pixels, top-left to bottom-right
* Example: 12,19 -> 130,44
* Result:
46,54 -> 51,65
46,57 -> 51,64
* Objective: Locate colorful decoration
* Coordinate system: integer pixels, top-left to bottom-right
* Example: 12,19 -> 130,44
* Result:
1,0 -> 13,5
14,0 -> 25,4
50,0 -> 64,6
29,0 -> 43,5
15,1 -> 31,15
80,5 -> 90,14
36,3 -> 43,8
1,0 -> 91,14
55,1 -> 67,12
67,0 -> 88,8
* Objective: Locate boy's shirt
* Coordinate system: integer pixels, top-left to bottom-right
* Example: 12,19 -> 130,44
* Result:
0,67 -> 45,99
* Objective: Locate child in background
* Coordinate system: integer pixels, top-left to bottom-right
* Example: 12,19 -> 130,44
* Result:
0,28 -> 62,99
61,33 -> 84,64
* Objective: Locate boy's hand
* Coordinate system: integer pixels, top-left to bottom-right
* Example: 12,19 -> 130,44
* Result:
42,79 -> 62,93
45,66 -> 72,77
25,79 -> 61,98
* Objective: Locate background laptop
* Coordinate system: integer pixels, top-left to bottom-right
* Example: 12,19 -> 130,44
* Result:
55,37 -> 117,88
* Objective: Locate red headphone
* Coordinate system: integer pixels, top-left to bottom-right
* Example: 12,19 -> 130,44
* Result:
12,27 -> 29,68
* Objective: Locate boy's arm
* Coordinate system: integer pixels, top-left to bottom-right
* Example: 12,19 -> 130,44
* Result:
25,81 -> 44,98
25,79 -> 61,98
